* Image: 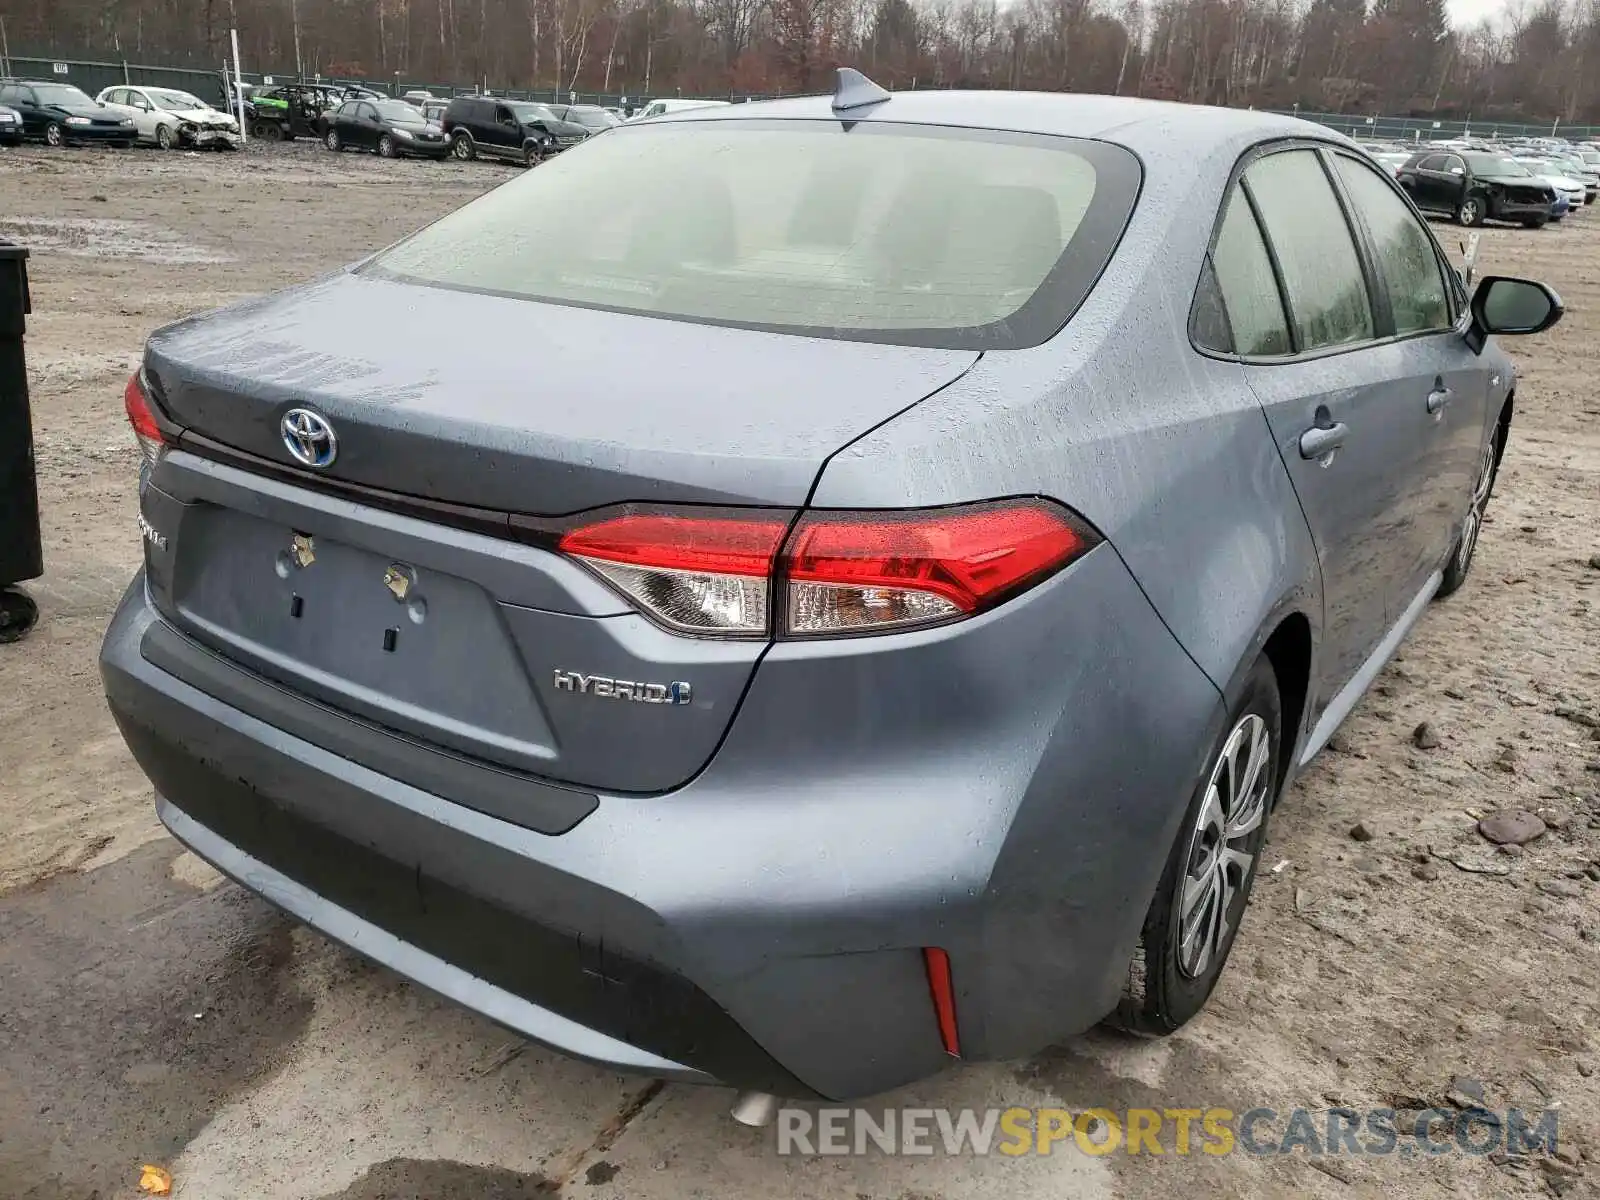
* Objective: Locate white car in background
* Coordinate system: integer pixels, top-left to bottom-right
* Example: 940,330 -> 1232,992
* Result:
94,85 -> 240,150
1514,157 -> 1586,211
627,98 -> 730,121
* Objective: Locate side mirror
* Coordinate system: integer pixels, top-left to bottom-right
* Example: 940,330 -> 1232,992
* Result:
1465,275 -> 1563,353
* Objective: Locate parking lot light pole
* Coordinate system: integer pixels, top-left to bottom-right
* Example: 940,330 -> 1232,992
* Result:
231,28 -> 248,145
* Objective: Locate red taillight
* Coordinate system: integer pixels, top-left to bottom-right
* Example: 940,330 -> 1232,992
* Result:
555,498 -> 1095,639
124,371 -> 168,465
923,947 -> 961,1057
783,501 -> 1091,636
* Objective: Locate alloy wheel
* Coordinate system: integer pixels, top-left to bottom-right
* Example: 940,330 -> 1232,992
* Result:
1177,713 -> 1272,979
157,124 -> 173,150
44,123 -> 63,147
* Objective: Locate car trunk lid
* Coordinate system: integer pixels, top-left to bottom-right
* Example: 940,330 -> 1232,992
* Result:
139,273 -> 977,795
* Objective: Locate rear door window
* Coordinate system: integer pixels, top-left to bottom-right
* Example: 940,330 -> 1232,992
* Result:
1206,187 -> 1292,356
365,121 -> 1141,350
1332,154 -> 1452,335
1244,150 -> 1375,352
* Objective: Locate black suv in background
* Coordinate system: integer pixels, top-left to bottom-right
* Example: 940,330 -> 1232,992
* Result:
0,80 -> 135,147
441,96 -> 591,165
1396,150 -> 1556,228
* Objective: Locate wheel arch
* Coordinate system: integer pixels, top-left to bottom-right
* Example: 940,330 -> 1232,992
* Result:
1215,595 -> 1319,803
1493,388 -> 1515,468
1260,611 -> 1312,801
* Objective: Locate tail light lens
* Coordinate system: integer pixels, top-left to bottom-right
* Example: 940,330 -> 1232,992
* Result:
124,371 -> 169,466
556,499 -> 1097,639
783,502 -> 1093,636
558,511 -> 790,637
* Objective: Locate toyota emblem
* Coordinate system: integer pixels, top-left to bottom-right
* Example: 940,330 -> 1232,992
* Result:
280,408 -> 338,469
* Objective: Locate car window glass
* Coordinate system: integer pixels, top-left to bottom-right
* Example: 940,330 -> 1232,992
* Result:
1210,185 -> 1292,356
369,123 -> 1136,347
1418,155 -> 1447,171
497,106 -> 516,126
1189,258 -> 1233,353
1245,150 -> 1374,352
1333,155 -> 1451,336
1444,156 -> 1465,173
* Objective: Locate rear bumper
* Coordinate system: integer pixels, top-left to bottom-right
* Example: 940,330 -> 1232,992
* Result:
102,541 -> 1223,1099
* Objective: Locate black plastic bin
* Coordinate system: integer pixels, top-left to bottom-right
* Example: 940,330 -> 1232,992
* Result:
0,240 -> 41,642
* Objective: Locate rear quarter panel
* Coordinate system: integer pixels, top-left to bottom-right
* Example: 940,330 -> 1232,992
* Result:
811,130 -> 1324,718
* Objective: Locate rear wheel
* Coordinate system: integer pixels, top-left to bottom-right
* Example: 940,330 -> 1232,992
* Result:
1522,216 -> 1548,229
452,131 -> 477,160
156,123 -> 175,150
1456,193 -> 1485,226
1438,428 -> 1500,598
378,134 -> 398,159
43,122 -> 64,147
1107,656 -> 1281,1035
0,587 -> 39,643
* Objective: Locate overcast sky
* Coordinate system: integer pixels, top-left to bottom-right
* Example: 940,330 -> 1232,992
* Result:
1446,0 -> 1510,28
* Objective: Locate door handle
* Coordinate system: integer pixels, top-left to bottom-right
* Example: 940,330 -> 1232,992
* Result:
1427,386 -> 1453,414
1299,422 -> 1348,461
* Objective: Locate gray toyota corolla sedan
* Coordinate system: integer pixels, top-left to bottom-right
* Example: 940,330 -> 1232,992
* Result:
101,70 -> 1562,1104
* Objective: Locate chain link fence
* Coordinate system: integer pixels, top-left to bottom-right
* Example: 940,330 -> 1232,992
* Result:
4,53 -> 1597,142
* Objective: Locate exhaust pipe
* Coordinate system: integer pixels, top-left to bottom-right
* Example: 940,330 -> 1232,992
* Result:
730,1091 -> 780,1127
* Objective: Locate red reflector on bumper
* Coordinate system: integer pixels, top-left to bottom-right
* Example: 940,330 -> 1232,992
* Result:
922,946 -> 961,1058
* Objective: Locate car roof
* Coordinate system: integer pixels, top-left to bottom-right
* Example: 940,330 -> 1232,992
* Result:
654,89 -> 1344,160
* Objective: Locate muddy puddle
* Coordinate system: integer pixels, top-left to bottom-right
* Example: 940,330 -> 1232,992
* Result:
0,841 -> 313,1199
0,216 -> 231,264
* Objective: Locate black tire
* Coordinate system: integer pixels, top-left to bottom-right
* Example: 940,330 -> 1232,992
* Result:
378,134 -> 398,159
43,122 -> 64,148
522,141 -> 542,167
325,129 -> 342,152
1522,216 -> 1548,229
1456,192 -> 1486,226
0,587 -> 40,644
1438,424 -> 1502,598
1107,656 -> 1282,1036
261,122 -> 284,143
156,123 -> 175,150
452,131 -> 476,161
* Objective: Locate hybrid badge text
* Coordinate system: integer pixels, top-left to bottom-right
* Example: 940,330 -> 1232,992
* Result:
553,670 -> 692,706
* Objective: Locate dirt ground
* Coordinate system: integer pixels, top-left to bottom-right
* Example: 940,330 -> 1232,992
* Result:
0,140 -> 1596,1200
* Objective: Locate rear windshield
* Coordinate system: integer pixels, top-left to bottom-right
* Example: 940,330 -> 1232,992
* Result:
364,120 -> 1140,349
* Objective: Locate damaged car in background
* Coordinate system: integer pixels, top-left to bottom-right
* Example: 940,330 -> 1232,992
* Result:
95,85 -> 240,150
